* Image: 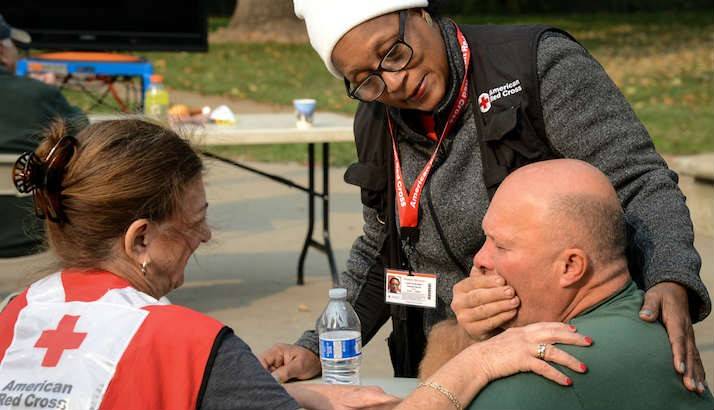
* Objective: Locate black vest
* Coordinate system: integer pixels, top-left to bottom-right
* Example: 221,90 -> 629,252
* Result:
345,24 -> 573,377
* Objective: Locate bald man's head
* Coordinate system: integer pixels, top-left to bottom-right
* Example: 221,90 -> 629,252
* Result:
474,159 -> 630,327
495,159 -> 625,266
497,159 -> 617,201
548,192 -> 627,265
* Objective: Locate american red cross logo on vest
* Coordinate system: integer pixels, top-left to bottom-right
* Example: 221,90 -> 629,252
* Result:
34,314 -> 87,367
478,93 -> 491,113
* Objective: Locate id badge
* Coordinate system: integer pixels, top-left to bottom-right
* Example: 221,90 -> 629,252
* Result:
385,268 -> 437,308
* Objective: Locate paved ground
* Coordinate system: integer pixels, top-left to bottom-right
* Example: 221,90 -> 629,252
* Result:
1,157 -> 712,391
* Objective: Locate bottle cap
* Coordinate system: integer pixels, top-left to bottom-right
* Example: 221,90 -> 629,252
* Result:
329,288 -> 347,299
150,74 -> 164,84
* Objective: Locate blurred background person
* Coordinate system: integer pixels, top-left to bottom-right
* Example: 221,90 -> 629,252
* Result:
0,13 -> 85,258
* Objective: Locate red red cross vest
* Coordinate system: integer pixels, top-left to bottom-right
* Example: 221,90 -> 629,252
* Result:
0,270 -> 225,410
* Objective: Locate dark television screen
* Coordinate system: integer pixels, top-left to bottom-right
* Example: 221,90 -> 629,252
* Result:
0,1 -> 207,51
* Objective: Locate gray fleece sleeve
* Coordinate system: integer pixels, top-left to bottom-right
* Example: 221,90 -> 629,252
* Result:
295,205 -> 389,354
537,33 -> 710,321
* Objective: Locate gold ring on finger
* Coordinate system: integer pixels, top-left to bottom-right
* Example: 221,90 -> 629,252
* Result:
536,343 -> 548,360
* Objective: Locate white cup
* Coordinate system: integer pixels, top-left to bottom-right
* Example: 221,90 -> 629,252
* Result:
293,98 -> 317,129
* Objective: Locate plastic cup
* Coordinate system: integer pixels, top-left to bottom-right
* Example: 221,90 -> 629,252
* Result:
293,98 -> 317,129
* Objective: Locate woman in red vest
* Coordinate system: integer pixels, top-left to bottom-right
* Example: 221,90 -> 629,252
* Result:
0,118 -> 413,409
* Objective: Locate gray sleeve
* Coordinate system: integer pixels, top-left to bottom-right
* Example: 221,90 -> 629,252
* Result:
295,205 -> 389,354
536,33 -> 710,321
200,331 -> 300,410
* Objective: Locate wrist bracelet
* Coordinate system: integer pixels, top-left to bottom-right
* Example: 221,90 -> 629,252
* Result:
418,381 -> 463,410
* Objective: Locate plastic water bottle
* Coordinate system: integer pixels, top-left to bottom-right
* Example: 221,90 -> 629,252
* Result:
144,74 -> 169,121
317,288 -> 362,385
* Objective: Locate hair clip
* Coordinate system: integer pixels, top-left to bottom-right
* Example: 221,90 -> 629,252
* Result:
12,151 -> 44,194
12,136 -> 78,224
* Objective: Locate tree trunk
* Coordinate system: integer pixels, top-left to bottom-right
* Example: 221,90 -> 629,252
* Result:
213,0 -> 307,43
229,0 -> 298,27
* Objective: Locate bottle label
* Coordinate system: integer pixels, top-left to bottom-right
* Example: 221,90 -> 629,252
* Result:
319,334 -> 362,360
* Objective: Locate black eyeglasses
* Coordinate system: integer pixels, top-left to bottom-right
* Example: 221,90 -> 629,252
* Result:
344,10 -> 414,103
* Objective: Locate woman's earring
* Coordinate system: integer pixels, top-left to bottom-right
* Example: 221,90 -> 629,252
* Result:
141,260 -> 150,276
422,10 -> 433,26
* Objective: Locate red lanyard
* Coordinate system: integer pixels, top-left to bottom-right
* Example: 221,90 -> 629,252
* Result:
387,24 -> 471,233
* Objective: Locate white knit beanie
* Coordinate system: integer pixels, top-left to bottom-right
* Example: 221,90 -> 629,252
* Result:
294,0 -> 429,78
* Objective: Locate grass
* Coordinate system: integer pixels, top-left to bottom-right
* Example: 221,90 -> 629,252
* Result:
145,43 -> 351,110
62,12 -> 713,165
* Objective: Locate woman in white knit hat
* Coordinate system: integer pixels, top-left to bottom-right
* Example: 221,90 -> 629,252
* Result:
262,0 -> 708,399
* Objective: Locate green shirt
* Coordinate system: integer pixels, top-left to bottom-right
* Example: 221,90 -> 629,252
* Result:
0,67 -> 86,257
468,281 -> 714,410
0,67 -> 86,153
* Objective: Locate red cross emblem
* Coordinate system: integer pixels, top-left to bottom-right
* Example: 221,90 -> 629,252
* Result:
478,93 -> 491,113
34,315 -> 87,367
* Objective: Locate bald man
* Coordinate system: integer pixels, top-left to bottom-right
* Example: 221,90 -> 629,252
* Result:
421,159 -> 713,410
